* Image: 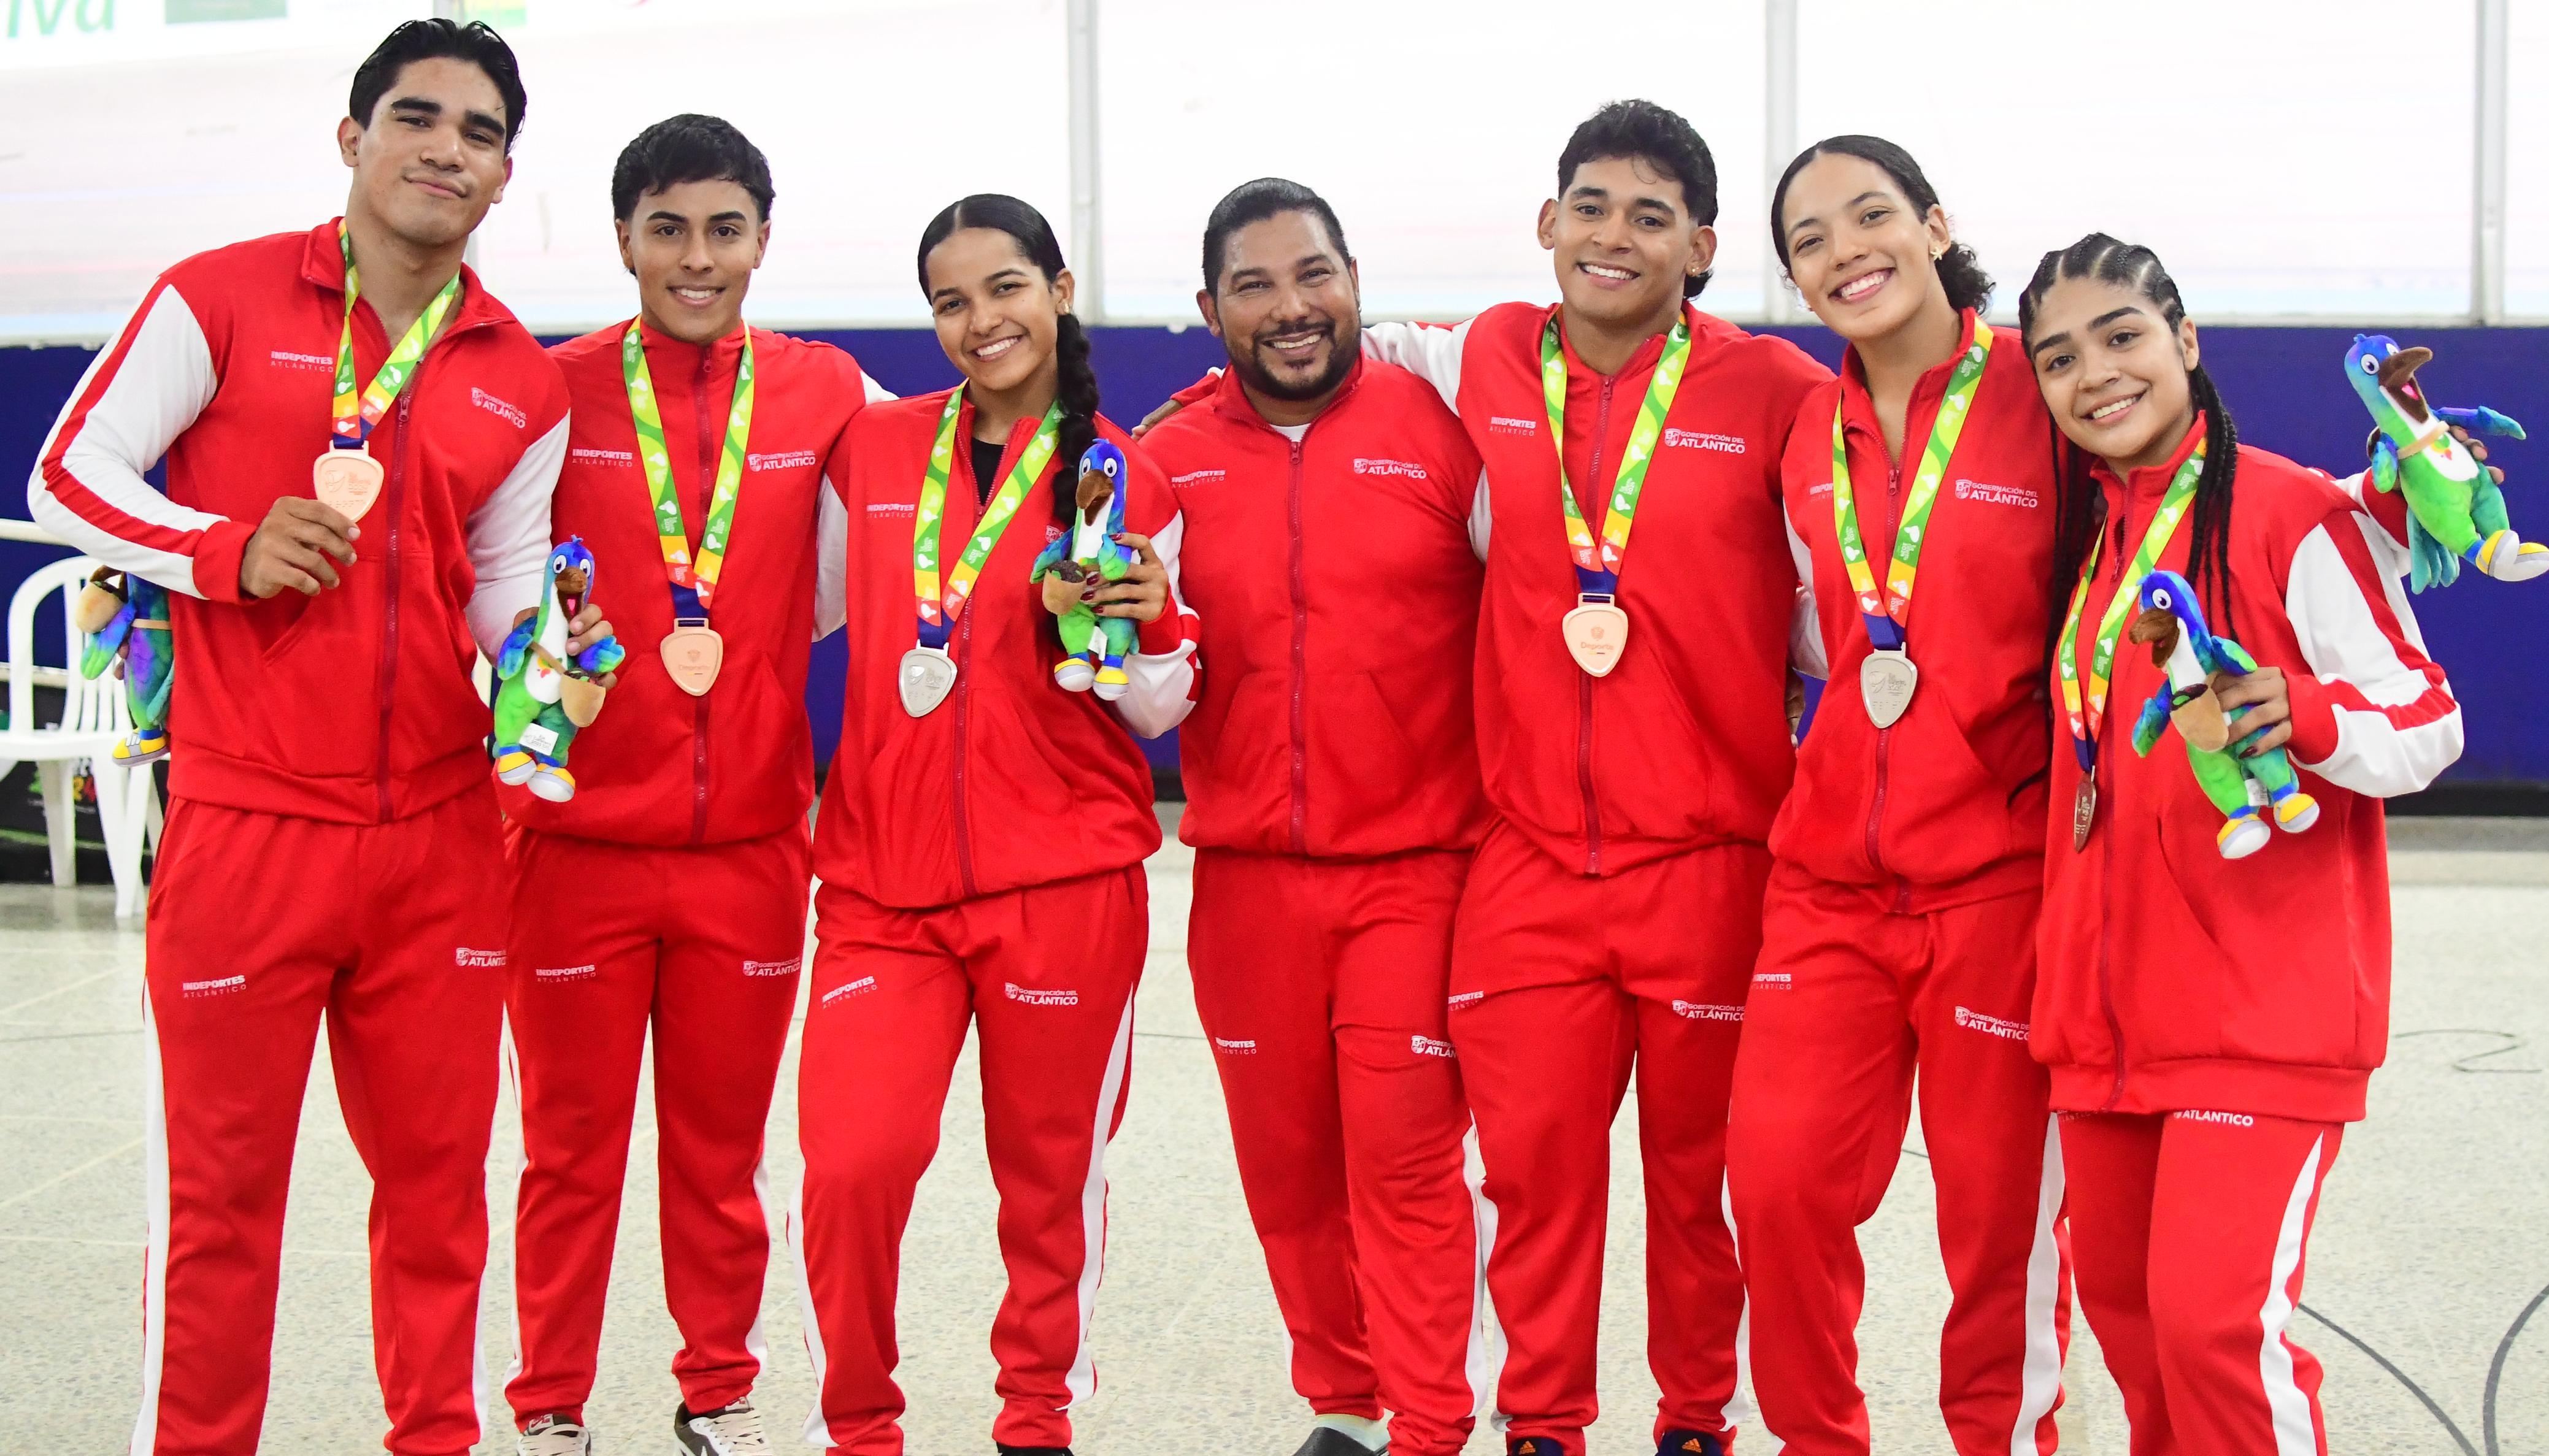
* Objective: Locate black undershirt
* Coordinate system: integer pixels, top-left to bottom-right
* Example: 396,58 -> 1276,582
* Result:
970,437 -> 1006,507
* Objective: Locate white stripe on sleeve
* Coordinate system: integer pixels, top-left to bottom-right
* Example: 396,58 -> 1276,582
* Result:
813,480 -> 849,641
464,416 -> 567,659
1359,318 -> 1472,413
1785,512 -> 1828,680
2284,521 -> 2461,797
1114,510 -> 1198,738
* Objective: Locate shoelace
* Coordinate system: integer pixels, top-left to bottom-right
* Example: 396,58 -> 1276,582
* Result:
690,1399 -> 772,1455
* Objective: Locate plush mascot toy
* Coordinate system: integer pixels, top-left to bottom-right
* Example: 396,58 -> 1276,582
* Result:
72,567 -> 174,765
1031,440 -> 1137,700
2127,569 -> 2319,860
2345,333 -> 2537,591
494,537 -> 625,802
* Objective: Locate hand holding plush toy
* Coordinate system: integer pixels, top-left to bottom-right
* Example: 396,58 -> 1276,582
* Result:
72,567 -> 175,767
1032,440 -> 1140,701
2127,569 -> 2319,860
2345,333 -> 2537,591
493,537 -> 626,803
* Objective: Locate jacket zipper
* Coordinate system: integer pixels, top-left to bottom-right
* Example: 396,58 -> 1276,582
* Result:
1286,437 -> 1310,854
1864,457 -> 1902,881
952,604 -> 977,898
372,372 -> 418,822
690,347 -> 715,844
1577,374 -> 1618,876
2094,499 -> 2131,1110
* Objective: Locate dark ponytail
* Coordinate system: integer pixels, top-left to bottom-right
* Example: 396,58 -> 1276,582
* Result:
917,193 -> 1103,523
1770,135 -> 1992,315
2019,232 -> 2240,650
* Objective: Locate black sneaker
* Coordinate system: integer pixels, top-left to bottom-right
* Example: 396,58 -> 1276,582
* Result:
1506,1439 -> 1567,1456
994,1446 -> 1072,1455
1657,1431 -> 1725,1456
1294,1428 -> 1387,1456
675,1397 -> 771,1454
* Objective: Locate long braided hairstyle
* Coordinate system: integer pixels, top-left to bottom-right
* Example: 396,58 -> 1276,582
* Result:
2018,233 -> 2240,650
917,193 -> 1103,524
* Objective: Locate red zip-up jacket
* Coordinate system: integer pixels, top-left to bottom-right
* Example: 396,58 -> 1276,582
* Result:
1775,310 -> 2061,907
1140,359 -> 1488,858
815,390 -> 1200,908
501,321 -> 883,845
1364,303 -> 1830,876
29,220 -> 566,824
2037,424 -> 2461,1123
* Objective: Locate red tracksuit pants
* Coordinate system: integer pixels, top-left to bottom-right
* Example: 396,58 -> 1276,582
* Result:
2062,1111 -> 2345,1456
1725,869 -> 2070,1455
792,867 -> 1147,1455
1187,848 -> 1484,1456
1446,824 -> 1770,1456
502,826 -> 812,1427
135,789 -> 507,1456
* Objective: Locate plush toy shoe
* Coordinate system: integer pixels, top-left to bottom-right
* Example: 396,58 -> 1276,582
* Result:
1052,657 -> 1098,693
529,764 -> 576,803
2477,531 -> 2549,582
2272,789 -> 2321,832
112,727 -> 169,767
495,748 -> 540,786
1091,663 -> 1130,701
2218,810 -> 2272,860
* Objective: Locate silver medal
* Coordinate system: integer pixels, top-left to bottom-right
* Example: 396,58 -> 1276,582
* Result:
1859,648 -> 1918,729
898,646 -> 957,718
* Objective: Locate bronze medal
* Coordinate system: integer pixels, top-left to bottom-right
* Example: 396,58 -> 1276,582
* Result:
1860,649 -> 1918,729
2072,772 -> 2098,853
661,620 -> 723,696
1561,594 -> 1629,677
312,446 -> 385,521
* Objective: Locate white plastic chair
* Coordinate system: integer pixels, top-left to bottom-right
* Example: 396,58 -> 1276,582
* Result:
0,555 -> 156,919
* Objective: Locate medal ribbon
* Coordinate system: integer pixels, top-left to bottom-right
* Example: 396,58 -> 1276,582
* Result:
1829,320 -> 1993,652
911,391 -> 1063,650
623,322 -> 755,616
2055,445 -> 2206,772
1540,312 -> 1692,594
331,221 -> 461,451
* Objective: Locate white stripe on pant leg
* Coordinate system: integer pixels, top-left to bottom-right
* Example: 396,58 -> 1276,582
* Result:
745,1155 -> 780,1373
500,1024 -> 529,1400
1062,996 -> 1137,1408
787,1174 -> 836,1448
129,989 -> 171,1456
1720,1180 -> 1783,1455
2008,1115 -> 2068,1456
2259,1134 -> 2328,1456
1461,1122 -> 1509,1433
472,1019 -> 516,1445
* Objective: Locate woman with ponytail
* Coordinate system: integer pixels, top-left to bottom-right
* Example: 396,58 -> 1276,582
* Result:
2020,235 -> 2459,1455
1726,136 -> 2073,1456
792,193 -> 1199,1456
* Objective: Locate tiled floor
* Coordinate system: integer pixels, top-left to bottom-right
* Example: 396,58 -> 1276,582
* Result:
2,814 -> 2542,1455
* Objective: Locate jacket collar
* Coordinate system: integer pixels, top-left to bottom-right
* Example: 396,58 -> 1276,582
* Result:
1209,353 -> 1364,433
2091,413 -> 2210,508
298,216 -> 520,338
1836,306 -> 1983,445
628,316 -> 750,380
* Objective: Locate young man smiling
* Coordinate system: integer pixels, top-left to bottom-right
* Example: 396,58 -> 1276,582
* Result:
1357,101 -> 1830,1456
501,114 -> 889,1456
1137,178 -> 1491,1456
29,20 -> 576,1456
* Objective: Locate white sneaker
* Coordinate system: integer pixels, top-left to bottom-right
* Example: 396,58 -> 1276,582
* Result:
676,1397 -> 772,1455
517,1414 -> 593,1456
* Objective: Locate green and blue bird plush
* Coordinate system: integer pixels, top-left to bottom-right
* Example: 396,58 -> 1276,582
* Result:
2127,570 -> 2320,860
2344,334 -> 2537,592
72,567 -> 175,767
1031,440 -> 1139,700
493,537 -> 625,803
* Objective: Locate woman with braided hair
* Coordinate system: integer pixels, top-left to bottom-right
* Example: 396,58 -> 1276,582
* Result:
2022,234 -> 2461,1455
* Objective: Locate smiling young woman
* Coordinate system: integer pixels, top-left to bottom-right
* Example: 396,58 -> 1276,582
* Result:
786,194 -> 1201,1456
1724,135 -> 2071,1456
2021,234 -> 2462,1456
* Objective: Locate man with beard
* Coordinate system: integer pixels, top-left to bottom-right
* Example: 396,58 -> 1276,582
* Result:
28,20 -> 585,1456
1136,177 -> 1492,1456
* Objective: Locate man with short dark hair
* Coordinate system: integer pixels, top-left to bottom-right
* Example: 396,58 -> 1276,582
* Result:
28,20 -> 577,1456
1140,177 -> 1490,1456
499,113 -> 889,1456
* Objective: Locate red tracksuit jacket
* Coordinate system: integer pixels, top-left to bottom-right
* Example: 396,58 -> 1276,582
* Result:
1366,303 -> 1830,876
1775,310 -> 2062,905
503,321 -> 876,844
2037,424 -> 2461,1123
1140,360 -> 1488,858
30,219 -> 567,823
815,390 -> 1201,907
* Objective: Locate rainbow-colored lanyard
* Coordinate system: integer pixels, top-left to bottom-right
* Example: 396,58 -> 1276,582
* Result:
623,321 -> 753,616
329,222 -> 459,450
2057,446 -> 2206,774
1828,321 -> 1993,653
911,391 -> 1061,648
1540,312 -> 1691,596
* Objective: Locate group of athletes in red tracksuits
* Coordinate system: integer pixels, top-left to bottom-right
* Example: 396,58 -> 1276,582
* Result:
29,18 -> 2472,1456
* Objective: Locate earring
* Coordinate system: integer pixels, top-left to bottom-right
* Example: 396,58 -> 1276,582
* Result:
1931,247 -> 1946,262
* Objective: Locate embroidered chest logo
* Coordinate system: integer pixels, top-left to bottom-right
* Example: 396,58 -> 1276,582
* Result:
570,447 -> 636,467
747,450 -> 819,472
1487,415 -> 1539,437
454,948 -> 507,968
1169,468 -> 1226,490
1353,458 -> 1428,480
471,387 -> 528,429
1663,427 -> 1747,454
267,348 -> 334,375
1952,478 -> 2041,508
